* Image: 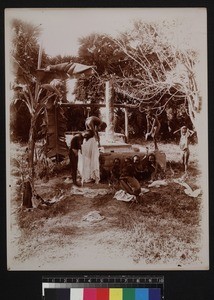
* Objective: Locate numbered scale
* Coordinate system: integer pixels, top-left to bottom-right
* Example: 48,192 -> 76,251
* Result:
42,275 -> 164,299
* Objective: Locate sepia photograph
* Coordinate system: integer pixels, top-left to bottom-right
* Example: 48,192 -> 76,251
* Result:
5,8 -> 208,270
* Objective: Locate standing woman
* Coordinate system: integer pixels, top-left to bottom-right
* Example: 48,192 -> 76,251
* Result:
78,130 -> 100,184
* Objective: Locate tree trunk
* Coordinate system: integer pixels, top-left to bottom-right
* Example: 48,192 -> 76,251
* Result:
28,114 -> 37,188
187,95 -> 200,133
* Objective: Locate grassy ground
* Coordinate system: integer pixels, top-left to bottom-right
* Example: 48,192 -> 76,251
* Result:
7,141 -> 205,270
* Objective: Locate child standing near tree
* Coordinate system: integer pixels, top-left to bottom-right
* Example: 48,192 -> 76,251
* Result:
173,126 -> 195,172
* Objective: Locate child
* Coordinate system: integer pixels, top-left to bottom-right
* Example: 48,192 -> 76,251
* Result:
110,158 -> 121,186
119,157 -> 141,197
99,155 -> 111,183
132,155 -> 144,182
174,126 -> 195,172
147,153 -> 163,181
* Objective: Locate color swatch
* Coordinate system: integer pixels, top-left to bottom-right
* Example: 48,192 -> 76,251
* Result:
44,288 -> 161,300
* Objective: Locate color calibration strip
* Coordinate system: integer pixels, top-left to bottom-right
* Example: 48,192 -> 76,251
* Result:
42,276 -> 164,300
44,287 -> 162,300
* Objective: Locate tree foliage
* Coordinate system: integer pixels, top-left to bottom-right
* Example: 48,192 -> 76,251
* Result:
75,33 -> 126,103
112,21 -> 200,131
78,33 -> 125,75
74,22 -> 199,138
10,18 -> 201,150
11,19 -> 67,182
11,19 -> 42,80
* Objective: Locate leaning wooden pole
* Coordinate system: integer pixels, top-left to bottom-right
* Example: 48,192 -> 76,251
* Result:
37,40 -> 43,69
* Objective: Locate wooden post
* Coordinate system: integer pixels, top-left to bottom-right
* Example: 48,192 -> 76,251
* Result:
124,107 -> 129,142
37,40 -> 43,69
105,80 -> 114,141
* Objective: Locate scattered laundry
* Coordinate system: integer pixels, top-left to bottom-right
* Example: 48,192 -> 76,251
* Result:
184,188 -> 202,198
113,190 -> 136,202
71,186 -> 109,198
173,178 -> 202,198
148,180 -> 168,188
31,195 -> 40,208
64,177 -> 72,183
140,188 -> 150,194
48,195 -> 64,204
31,193 -> 62,208
82,211 -> 105,222
173,178 -> 190,188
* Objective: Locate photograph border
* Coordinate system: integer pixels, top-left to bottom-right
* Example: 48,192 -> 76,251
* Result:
1,0 -> 214,299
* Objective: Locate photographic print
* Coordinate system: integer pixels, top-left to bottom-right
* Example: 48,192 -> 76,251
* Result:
5,8 -> 208,270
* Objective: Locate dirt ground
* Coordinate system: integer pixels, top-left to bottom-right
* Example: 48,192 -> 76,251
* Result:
7,142 -> 207,270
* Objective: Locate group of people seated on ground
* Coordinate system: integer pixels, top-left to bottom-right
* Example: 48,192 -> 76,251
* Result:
100,152 -> 164,197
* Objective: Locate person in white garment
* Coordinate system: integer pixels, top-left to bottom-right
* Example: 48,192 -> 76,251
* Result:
78,130 -> 100,184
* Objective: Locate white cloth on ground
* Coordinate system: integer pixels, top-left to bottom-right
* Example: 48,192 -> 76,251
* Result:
113,190 -> 136,202
71,186 -> 109,198
140,188 -> 150,194
78,137 -> 100,184
82,211 -> 105,222
148,180 -> 168,188
173,178 -> 202,198
64,177 -> 72,183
